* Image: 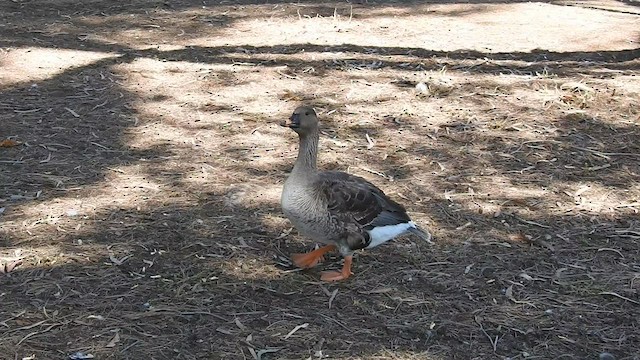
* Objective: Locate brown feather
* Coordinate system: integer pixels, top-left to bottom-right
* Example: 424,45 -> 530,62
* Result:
315,171 -> 412,249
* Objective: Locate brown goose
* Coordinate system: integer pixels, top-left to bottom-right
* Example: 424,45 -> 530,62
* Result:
280,106 -> 432,282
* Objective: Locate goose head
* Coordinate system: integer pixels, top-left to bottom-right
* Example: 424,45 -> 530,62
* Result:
281,106 -> 318,135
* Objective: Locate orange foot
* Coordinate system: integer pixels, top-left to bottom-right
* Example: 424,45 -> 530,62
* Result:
320,256 -> 353,282
291,245 -> 336,269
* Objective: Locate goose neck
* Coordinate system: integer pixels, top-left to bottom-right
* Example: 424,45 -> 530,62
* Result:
292,130 -> 319,174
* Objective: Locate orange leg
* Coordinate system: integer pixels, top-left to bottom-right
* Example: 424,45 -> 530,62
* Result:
320,255 -> 353,282
291,245 -> 336,269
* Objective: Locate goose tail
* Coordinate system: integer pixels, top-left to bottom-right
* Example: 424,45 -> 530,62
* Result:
408,222 -> 433,244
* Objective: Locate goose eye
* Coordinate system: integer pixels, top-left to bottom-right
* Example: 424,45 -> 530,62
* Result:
305,112 -> 309,116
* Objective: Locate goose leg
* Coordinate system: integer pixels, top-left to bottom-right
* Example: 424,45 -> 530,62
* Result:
320,255 -> 353,282
291,244 -> 336,269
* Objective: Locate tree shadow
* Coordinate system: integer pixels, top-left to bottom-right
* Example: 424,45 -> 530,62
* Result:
2,186 -> 639,358
1,0 -> 639,359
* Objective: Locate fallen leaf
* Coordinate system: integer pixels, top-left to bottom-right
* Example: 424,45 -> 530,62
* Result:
105,331 -> 120,348
234,317 -> 247,331
0,139 -> 19,147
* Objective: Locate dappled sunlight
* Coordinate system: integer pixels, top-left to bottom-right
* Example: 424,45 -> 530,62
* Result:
435,174 -> 639,228
1,0 -> 639,358
552,181 -> 640,216
218,256 -> 289,281
190,2 -> 640,53
221,182 -> 282,211
0,47 -> 118,86
117,57 -> 297,119
0,168 -> 180,245
0,244 -> 67,271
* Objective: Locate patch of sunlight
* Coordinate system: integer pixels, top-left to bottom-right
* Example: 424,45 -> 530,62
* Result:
0,47 -> 118,87
439,174 -> 548,201
222,182 -> 282,210
2,169 -> 170,234
597,75 -> 640,103
329,349 -> 446,360
0,244 -> 85,271
116,57 -> 302,119
115,55 -> 462,135
436,174 -> 551,217
555,182 -> 640,216
448,175 -> 640,219
260,213 -> 289,231
189,2 -> 638,53
219,256 -> 286,280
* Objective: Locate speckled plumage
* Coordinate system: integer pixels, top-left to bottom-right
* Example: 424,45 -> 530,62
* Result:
280,106 -> 432,280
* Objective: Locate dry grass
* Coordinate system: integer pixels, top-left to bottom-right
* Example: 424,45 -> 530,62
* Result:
1,0 -> 640,359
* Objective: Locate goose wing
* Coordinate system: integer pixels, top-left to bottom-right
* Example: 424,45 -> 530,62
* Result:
316,171 -> 411,250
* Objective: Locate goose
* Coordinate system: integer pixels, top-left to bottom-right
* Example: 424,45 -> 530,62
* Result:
280,106 -> 433,282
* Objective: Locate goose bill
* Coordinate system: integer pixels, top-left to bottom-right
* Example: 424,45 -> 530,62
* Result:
281,113 -> 301,128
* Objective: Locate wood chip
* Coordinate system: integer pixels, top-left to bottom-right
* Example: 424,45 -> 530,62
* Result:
0,139 -> 20,147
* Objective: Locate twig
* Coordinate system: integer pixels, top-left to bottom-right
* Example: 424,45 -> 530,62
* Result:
597,248 -> 624,258
64,107 -> 80,118
365,133 -> 375,149
359,166 -> 389,180
8,320 -> 47,332
516,140 -> 640,158
275,69 -> 298,79
120,340 -> 140,353
475,317 -> 498,352
512,215 -> 551,229
91,142 -> 111,150
0,310 -> 26,327
328,289 -> 338,309
318,313 -> 349,330
16,322 -> 64,345
599,292 -> 640,305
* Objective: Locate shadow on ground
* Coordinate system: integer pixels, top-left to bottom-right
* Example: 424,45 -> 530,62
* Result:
1,1 -> 639,359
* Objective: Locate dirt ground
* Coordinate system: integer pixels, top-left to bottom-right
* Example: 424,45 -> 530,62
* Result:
1,0 -> 639,359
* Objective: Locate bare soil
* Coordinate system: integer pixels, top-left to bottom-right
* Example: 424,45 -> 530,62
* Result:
1,1 -> 639,359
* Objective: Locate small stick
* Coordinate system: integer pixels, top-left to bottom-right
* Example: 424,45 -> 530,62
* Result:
513,215 -> 551,229
475,318 -> 498,352
597,248 -> 624,258
365,133 -> 375,149
275,69 -> 298,79
328,289 -> 338,309
283,323 -> 309,339
64,107 -> 80,118
600,292 -> 640,305
0,310 -> 26,327
16,323 -> 63,345
359,166 -> 388,179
